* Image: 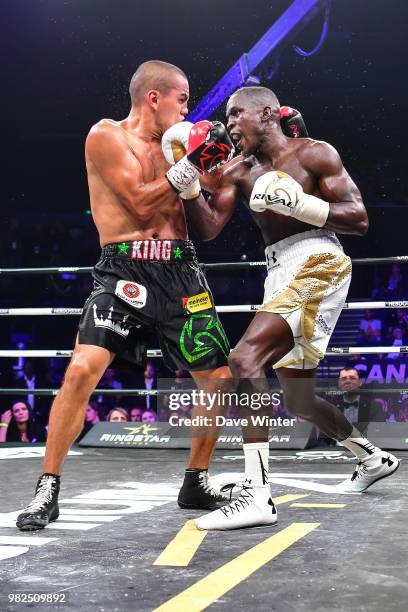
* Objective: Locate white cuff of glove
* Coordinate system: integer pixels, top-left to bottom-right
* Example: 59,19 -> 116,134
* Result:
180,179 -> 201,200
166,156 -> 199,193
294,193 -> 330,227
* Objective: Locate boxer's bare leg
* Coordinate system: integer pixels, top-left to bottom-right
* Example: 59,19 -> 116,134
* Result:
178,365 -> 231,509
17,341 -> 114,530
188,365 -> 231,469
43,342 -> 114,474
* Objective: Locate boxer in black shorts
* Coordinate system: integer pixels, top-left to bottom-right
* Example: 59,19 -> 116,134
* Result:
16,60 -> 234,531
79,239 -> 229,371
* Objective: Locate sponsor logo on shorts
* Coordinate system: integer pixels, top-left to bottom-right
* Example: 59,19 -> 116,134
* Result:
115,280 -> 147,309
316,314 -> 332,336
182,291 -> 212,314
266,250 -> 280,270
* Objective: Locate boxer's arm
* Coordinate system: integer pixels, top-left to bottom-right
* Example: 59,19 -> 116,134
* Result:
183,169 -> 240,241
304,141 -> 369,235
86,122 -> 175,221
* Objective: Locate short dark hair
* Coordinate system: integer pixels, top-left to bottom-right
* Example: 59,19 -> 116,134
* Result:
339,366 -> 361,378
230,86 -> 280,111
129,60 -> 187,107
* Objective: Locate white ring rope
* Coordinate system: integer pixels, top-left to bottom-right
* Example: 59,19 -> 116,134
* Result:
0,346 -> 406,359
1,255 -> 408,275
1,301 -> 408,317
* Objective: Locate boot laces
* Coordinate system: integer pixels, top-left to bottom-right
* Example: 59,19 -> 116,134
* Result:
220,480 -> 255,517
198,471 -> 221,499
24,478 -> 56,513
351,461 -> 369,482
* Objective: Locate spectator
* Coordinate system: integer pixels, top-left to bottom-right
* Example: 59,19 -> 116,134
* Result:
387,308 -> 408,337
130,407 -> 144,422
387,264 -> 404,294
336,367 -> 384,426
386,327 -> 406,360
95,368 -> 124,410
372,398 -> 398,423
77,402 -> 103,441
142,361 -> 157,411
359,309 -> 382,346
142,410 -> 158,423
397,395 -> 408,422
0,401 -> 47,443
106,407 -> 129,422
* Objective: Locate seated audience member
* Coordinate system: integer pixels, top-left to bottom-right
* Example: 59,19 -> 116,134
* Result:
397,395 -> 408,422
336,367 -> 384,427
77,402 -> 103,441
95,368 -> 123,410
372,398 -> 398,423
142,410 -> 158,423
387,308 -> 408,337
387,264 -> 404,295
359,309 -> 382,346
386,327 -> 406,360
106,407 -> 129,422
130,407 -> 144,422
0,401 -> 47,443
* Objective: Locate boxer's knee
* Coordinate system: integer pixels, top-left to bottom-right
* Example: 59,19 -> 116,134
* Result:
62,359 -> 101,395
283,387 -> 317,420
228,345 -> 264,378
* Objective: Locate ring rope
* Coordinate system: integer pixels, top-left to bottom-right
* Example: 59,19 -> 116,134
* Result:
0,386 -> 406,397
0,255 -> 408,276
1,301 -> 408,317
0,346 -> 407,359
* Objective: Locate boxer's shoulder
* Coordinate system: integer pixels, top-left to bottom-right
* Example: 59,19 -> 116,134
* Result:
297,139 -> 343,173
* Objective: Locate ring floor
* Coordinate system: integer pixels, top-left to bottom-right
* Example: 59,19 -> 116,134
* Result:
0,446 -> 407,612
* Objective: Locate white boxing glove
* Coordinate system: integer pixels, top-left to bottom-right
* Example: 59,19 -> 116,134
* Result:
249,171 -> 329,227
161,122 -> 201,200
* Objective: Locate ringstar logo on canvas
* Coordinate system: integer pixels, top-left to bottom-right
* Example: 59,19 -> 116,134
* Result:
115,280 -> 147,308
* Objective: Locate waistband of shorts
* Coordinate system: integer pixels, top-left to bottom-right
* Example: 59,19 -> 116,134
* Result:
265,229 -> 344,270
101,239 -> 197,262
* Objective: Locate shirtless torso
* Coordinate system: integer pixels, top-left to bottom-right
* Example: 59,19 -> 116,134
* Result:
86,118 -> 187,245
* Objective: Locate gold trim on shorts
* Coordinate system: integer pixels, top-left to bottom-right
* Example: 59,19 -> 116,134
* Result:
260,252 -> 352,367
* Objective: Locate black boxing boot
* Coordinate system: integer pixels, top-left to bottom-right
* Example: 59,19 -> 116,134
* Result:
178,469 -> 228,510
16,474 -> 60,531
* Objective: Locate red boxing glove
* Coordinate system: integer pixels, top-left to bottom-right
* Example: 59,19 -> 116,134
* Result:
187,120 -> 234,173
280,106 -> 309,138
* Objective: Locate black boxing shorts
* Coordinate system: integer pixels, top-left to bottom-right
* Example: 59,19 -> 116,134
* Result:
78,239 -> 230,371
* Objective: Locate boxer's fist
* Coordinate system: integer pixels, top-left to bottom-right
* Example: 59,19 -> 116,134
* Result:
187,121 -> 235,173
250,171 -> 302,214
162,122 -> 200,199
164,120 -> 234,194
249,171 -> 329,227
162,121 -> 192,165
280,106 -> 309,138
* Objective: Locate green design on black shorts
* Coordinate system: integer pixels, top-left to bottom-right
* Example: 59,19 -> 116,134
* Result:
179,314 -> 229,364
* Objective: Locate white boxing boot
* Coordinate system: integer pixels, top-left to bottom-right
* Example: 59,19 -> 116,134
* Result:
335,450 -> 400,493
195,479 -> 277,530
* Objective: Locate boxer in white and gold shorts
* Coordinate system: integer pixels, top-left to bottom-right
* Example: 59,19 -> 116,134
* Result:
261,229 -> 351,370
182,86 -> 400,530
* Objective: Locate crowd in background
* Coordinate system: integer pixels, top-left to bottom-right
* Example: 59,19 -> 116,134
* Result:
1,215 -> 408,443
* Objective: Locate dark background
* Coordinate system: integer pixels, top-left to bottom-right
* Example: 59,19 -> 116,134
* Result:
2,0 -> 407,216
1,0 -> 407,421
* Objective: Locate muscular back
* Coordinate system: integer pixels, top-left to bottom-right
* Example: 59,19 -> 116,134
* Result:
85,119 -> 187,246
